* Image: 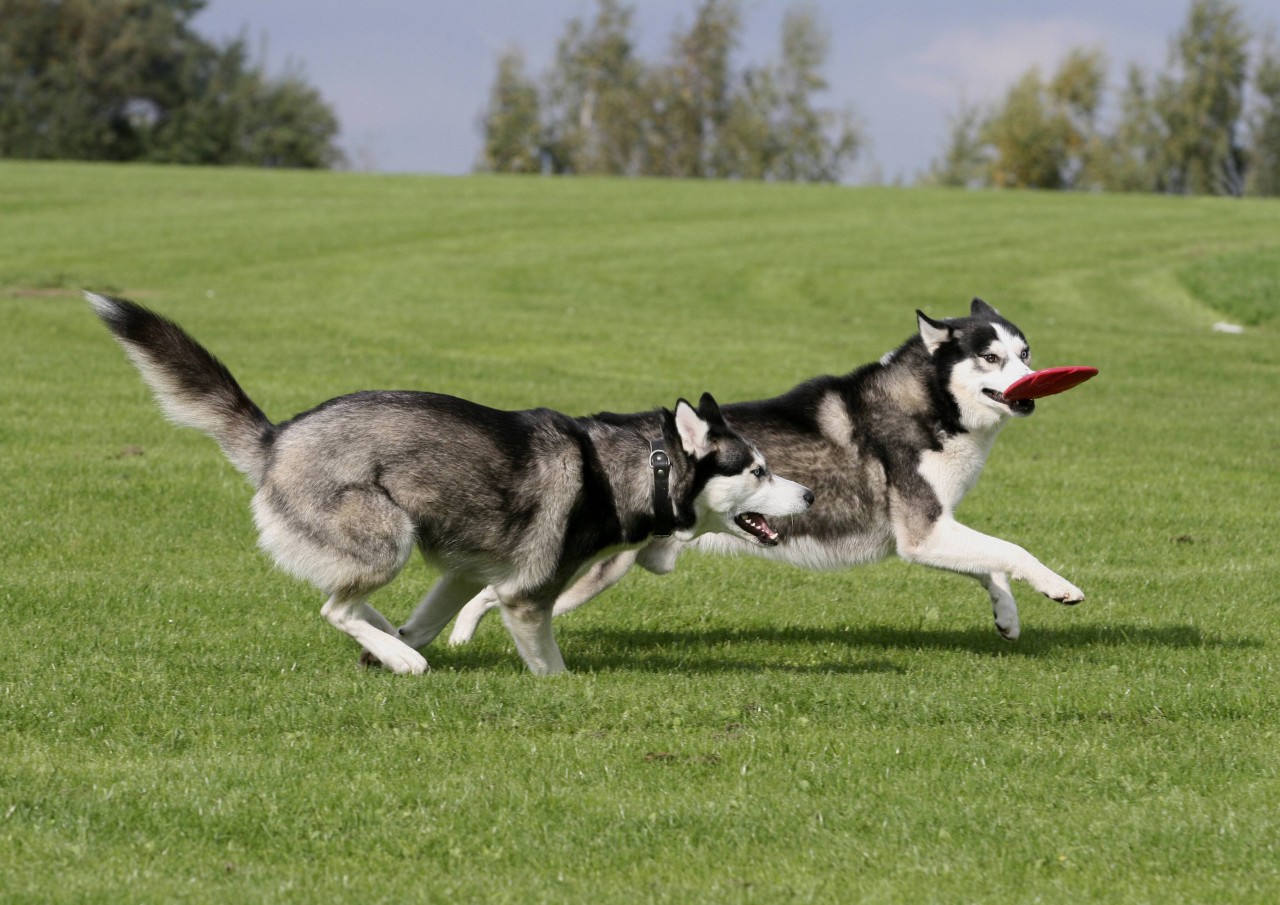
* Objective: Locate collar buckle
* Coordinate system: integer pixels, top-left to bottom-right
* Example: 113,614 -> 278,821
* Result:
649,438 -> 673,537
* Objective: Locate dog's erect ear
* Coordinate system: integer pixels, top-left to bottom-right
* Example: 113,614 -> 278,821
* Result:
971,297 -> 1000,318
696,392 -> 726,427
674,398 -> 714,459
916,310 -> 951,355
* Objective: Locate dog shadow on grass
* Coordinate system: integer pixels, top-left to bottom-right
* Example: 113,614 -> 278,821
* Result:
429,620 -> 1255,675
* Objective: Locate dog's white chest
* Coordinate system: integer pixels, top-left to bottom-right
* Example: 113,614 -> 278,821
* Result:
917,431 -> 998,512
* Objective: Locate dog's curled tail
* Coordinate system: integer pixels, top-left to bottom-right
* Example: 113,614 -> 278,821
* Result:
87,293 -> 275,484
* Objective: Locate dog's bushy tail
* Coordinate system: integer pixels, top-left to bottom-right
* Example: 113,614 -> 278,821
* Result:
88,293 -> 274,484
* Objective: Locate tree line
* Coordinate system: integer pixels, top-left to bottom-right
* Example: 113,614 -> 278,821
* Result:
926,0 -> 1280,196
0,0 -> 342,167
483,0 -> 1280,197
6,0 -> 1278,195
477,0 -> 861,183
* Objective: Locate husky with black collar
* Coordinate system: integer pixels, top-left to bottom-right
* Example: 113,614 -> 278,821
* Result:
449,299 -> 1085,646
88,294 -> 813,675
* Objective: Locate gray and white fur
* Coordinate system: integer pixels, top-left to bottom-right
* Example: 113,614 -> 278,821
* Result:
88,293 -> 813,675
449,298 -> 1085,646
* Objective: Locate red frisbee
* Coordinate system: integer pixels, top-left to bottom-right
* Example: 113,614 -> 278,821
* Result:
1003,366 -> 1098,402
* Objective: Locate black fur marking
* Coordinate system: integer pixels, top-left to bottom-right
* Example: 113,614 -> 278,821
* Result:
559,423 -> 624,559
710,434 -> 755,478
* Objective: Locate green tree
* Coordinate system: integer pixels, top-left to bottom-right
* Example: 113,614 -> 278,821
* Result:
643,0 -> 741,178
156,42 -> 342,168
477,47 -> 543,173
542,0 -> 646,175
983,68 -> 1069,188
720,5 -> 861,182
478,0 -> 860,183
924,0 -> 1276,196
0,0 -> 192,160
1155,0 -> 1250,194
978,48 -> 1107,189
1246,33 -> 1280,195
0,0 -> 342,168
766,4 -> 861,181
924,100 -> 988,187
718,64 -> 779,179
1049,47 -> 1107,186
233,64 -> 343,168
1098,64 -> 1167,192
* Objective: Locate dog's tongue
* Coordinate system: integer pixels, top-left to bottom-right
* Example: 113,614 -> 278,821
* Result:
735,512 -> 779,546
1003,366 -> 1098,402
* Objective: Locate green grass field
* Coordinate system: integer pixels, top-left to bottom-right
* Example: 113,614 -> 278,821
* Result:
2,160 -> 1278,903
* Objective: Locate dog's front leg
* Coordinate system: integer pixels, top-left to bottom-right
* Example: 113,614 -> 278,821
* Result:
553,550 -> 639,614
976,571 -> 1020,640
400,574 -> 488,650
497,595 -> 565,676
635,537 -> 681,575
899,517 -> 1084,604
447,586 -> 501,646
448,551 -> 640,646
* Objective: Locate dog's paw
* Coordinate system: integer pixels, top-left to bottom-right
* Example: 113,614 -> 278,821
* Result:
994,616 -> 1021,641
1041,580 -> 1085,605
991,596 -> 1020,640
443,618 -> 480,647
360,646 -> 429,675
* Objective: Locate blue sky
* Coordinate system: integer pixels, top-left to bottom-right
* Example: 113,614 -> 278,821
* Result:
193,1 -> 1280,181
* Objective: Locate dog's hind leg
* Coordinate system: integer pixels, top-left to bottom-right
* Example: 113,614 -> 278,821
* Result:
323,595 -> 428,675
447,550 -> 639,646
399,573 -> 487,650
497,595 -> 564,676
977,571 -> 1020,641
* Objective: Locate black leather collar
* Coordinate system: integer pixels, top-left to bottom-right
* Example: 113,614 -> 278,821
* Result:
649,438 -> 673,537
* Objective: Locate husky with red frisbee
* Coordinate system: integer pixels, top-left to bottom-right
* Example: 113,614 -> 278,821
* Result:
450,298 -> 1096,645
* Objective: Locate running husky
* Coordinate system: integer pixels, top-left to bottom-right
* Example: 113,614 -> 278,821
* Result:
88,294 -> 813,675
450,299 -> 1085,646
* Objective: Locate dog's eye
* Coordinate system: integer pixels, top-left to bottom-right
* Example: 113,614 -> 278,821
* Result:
982,353 -> 1000,364
751,465 -> 767,479
1020,348 -> 1030,360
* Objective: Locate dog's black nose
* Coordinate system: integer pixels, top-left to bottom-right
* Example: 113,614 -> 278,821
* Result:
803,489 -> 815,507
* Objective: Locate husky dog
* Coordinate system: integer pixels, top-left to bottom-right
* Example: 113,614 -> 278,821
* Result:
450,298 -> 1085,646
88,294 -> 813,675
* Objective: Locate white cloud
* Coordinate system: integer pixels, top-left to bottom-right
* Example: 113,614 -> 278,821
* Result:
895,19 -> 1107,103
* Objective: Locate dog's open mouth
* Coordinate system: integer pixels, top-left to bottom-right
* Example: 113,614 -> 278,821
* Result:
735,512 -> 780,546
983,388 -> 1035,416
